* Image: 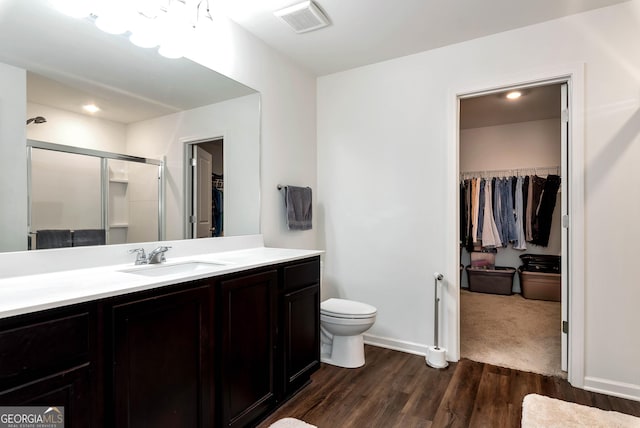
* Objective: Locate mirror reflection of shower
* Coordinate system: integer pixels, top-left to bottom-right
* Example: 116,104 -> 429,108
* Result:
26,116 -> 47,125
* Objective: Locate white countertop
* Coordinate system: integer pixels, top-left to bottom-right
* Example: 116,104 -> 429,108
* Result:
0,246 -> 322,320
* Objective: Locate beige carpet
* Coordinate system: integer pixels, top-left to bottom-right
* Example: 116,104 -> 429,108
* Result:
269,418 -> 317,428
460,289 -> 564,377
522,394 -> 640,427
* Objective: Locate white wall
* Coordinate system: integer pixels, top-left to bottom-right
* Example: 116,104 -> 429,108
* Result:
125,162 -> 160,244
460,119 -> 560,171
186,16 -> 318,249
26,102 -> 127,152
318,1 -> 640,399
459,119 -> 562,292
0,63 -> 27,252
126,94 -> 261,241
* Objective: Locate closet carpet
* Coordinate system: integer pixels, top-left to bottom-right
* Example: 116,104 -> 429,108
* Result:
460,289 -> 564,378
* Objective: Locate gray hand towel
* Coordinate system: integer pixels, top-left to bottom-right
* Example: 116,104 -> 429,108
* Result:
284,186 -> 312,230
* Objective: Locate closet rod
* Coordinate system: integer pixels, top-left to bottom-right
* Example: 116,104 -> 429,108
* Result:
460,165 -> 560,179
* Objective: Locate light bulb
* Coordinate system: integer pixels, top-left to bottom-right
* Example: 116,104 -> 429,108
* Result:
83,104 -> 100,113
158,43 -> 183,59
506,91 -> 522,100
129,15 -> 160,48
93,1 -> 132,34
130,32 -> 159,48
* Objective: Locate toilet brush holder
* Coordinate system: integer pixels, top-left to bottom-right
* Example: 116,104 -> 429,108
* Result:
426,272 -> 449,369
426,346 -> 448,369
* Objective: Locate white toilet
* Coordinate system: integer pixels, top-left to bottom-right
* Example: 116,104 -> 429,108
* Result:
320,298 -> 377,368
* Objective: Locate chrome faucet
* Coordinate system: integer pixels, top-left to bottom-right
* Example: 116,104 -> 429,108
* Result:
129,246 -> 171,265
147,246 -> 171,264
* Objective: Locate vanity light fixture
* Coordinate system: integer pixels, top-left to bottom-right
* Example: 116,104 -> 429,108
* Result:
53,0 -> 213,59
506,91 -> 522,100
83,104 -> 101,113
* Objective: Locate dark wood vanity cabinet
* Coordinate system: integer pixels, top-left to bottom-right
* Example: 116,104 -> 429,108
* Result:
280,258 -> 321,398
0,305 -> 98,428
109,283 -> 213,428
217,270 -> 278,428
0,255 -> 321,428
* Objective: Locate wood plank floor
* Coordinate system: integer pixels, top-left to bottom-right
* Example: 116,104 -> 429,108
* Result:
258,345 -> 640,428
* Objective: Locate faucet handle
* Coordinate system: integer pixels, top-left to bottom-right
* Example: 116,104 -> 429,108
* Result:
129,248 -> 147,265
148,246 -> 172,264
158,246 -> 171,260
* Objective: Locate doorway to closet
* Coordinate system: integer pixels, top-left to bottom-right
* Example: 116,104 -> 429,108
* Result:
185,138 -> 224,239
457,82 -> 568,378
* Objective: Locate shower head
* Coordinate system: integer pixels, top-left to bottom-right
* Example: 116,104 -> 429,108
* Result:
26,116 -> 47,125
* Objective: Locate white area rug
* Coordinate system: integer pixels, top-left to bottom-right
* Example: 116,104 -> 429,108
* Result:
269,417 -> 317,428
522,394 -> 640,427
460,290 -> 564,377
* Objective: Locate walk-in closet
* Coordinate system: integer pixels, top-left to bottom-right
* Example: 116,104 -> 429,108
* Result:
458,83 -> 566,377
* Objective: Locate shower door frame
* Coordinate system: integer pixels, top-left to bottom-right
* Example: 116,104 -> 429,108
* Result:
27,139 -> 165,245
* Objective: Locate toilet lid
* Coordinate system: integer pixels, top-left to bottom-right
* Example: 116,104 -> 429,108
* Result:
321,298 -> 377,319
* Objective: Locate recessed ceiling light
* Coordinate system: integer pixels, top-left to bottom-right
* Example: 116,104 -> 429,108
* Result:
83,104 -> 100,113
506,91 -> 522,100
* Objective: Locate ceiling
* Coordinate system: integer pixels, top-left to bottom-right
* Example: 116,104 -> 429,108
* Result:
460,84 -> 561,129
0,0 -> 627,123
217,0 -> 630,75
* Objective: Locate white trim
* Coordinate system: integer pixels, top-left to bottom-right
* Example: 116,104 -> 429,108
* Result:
584,377 -> 640,402
566,65 -> 586,389
363,333 -> 431,357
445,63 -> 586,388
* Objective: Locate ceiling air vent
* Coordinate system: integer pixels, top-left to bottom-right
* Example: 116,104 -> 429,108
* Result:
274,1 -> 330,34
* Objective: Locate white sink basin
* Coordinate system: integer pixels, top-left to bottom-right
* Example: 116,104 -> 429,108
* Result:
119,261 -> 228,277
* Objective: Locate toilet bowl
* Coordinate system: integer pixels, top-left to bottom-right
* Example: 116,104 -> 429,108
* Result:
320,298 -> 377,368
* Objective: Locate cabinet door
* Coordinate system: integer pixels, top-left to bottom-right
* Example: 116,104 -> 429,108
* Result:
282,283 -> 320,396
0,310 -> 92,389
111,285 -> 212,428
0,366 -> 92,428
0,304 -> 97,427
219,270 -> 277,428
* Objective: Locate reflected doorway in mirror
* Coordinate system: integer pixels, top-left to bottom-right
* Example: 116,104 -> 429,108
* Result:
187,138 -> 224,239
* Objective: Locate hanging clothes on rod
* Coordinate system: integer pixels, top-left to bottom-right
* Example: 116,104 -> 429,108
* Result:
460,167 -> 560,251
212,173 -> 223,237
460,165 -> 560,180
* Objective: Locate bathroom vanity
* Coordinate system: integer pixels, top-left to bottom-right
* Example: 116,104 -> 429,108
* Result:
0,240 -> 321,428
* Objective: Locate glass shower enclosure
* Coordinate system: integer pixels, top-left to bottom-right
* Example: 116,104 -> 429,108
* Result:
27,140 -> 164,250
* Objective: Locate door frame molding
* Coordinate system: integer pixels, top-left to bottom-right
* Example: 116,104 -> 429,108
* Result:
444,63 -> 585,387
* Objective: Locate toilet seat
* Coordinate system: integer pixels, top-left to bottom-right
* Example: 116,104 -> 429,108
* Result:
321,298 -> 377,319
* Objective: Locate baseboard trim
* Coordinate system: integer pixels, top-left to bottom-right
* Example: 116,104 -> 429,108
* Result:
363,333 -> 434,358
584,376 -> 640,402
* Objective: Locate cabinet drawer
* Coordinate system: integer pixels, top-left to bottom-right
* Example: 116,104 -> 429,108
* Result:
0,311 -> 90,383
283,258 -> 320,292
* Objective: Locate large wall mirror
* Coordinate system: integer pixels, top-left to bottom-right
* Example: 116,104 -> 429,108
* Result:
0,0 -> 261,252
